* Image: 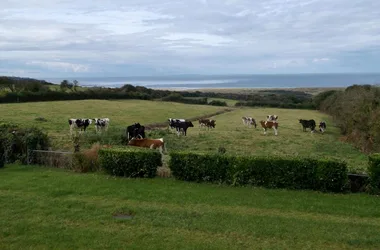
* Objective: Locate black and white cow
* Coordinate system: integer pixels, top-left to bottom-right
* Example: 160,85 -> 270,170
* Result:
299,119 -> 316,132
68,118 -> 92,134
168,118 -> 185,130
242,116 -> 257,128
93,118 -> 110,133
319,121 -> 327,133
171,120 -> 194,136
267,115 -> 278,122
126,123 -> 145,141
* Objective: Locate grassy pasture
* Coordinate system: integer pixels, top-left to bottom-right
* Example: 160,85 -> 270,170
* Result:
0,99 -> 225,148
1,164 -> 380,249
0,99 -> 368,171
160,107 -> 367,172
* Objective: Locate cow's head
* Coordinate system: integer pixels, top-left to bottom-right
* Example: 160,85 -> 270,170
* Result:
188,121 -> 194,127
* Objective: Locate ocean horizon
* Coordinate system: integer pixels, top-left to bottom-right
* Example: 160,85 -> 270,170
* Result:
44,73 -> 380,90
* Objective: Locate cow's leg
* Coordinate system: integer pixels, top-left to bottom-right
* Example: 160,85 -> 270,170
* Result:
263,128 -> 267,135
274,127 -> 278,136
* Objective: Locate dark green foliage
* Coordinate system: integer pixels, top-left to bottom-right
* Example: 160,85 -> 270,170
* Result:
0,122 -> 50,164
169,152 -> 348,192
209,100 -> 227,106
316,85 -> 380,153
98,148 -> 162,178
368,153 -> 380,193
161,94 -> 208,105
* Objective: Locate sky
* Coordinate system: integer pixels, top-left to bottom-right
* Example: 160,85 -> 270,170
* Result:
1,0 -> 380,78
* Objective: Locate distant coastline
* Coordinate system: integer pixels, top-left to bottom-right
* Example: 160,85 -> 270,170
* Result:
44,73 -> 380,90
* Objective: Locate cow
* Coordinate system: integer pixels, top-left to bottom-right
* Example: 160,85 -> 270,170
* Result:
299,119 -> 316,132
127,138 -> 166,155
168,118 -> 185,129
260,120 -> 278,135
171,120 -> 194,136
319,121 -> 327,133
267,115 -> 278,122
68,118 -> 92,135
126,123 -> 146,141
199,119 -> 216,129
242,116 -> 257,128
93,118 -> 110,133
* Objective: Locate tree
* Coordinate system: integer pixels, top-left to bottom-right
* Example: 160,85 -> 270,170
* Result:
73,80 -> 79,92
60,80 -> 70,91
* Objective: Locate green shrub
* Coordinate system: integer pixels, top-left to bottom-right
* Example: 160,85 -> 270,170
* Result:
209,100 -> 227,106
98,147 -> 162,178
0,122 -> 50,164
368,153 -> 380,193
169,152 -> 348,192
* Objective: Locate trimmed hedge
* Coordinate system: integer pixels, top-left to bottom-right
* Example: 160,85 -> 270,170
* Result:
368,153 -> 380,193
98,147 -> 162,178
169,152 -> 348,192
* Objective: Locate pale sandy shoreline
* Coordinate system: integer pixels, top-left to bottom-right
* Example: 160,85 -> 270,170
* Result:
151,86 -> 345,95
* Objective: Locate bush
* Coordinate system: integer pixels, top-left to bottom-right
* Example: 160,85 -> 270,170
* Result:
98,147 -> 162,178
169,152 -> 348,192
368,153 -> 380,193
0,122 -> 50,164
209,100 -> 227,106
71,143 -> 102,173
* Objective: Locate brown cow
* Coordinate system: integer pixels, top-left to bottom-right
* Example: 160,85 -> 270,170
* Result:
260,120 -> 278,135
127,138 -> 166,155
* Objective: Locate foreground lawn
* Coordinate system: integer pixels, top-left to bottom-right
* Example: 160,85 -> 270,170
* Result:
0,165 -> 380,249
162,107 -> 367,172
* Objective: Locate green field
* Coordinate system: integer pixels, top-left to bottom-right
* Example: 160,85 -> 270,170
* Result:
0,99 -> 368,171
1,165 -> 379,250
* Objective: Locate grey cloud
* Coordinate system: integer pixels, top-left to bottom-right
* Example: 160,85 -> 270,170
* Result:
1,0 -> 380,76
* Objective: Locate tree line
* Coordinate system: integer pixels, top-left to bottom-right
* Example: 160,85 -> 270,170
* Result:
314,84 -> 380,153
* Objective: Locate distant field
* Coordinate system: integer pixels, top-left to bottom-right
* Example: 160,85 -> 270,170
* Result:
0,99 -> 367,171
185,87 -> 344,95
1,164 -> 380,250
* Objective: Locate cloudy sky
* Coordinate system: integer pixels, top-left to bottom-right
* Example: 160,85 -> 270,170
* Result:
1,0 -> 380,77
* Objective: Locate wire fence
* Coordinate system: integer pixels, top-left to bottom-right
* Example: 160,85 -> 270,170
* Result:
29,149 -> 73,169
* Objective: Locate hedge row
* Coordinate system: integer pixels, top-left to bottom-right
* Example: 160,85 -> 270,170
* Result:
169,152 -> 348,192
368,153 -> 380,193
98,147 -> 162,178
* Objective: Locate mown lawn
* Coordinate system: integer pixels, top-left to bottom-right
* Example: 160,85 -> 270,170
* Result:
0,165 -> 380,250
160,107 -> 367,172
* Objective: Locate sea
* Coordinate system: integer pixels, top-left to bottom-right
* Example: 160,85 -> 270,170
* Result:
44,73 -> 380,90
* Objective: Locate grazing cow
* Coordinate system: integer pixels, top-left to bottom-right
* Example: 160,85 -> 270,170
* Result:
242,116 -> 257,128
68,118 -> 92,134
128,138 -> 166,155
260,120 -> 278,135
266,115 -> 278,122
199,119 -> 216,129
171,120 -> 194,136
319,121 -> 327,133
126,123 -> 146,141
168,118 -> 185,129
299,119 -> 316,132
93,118 -> 110,133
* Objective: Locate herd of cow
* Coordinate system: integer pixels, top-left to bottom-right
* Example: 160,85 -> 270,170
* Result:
67,114 -> 327,155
